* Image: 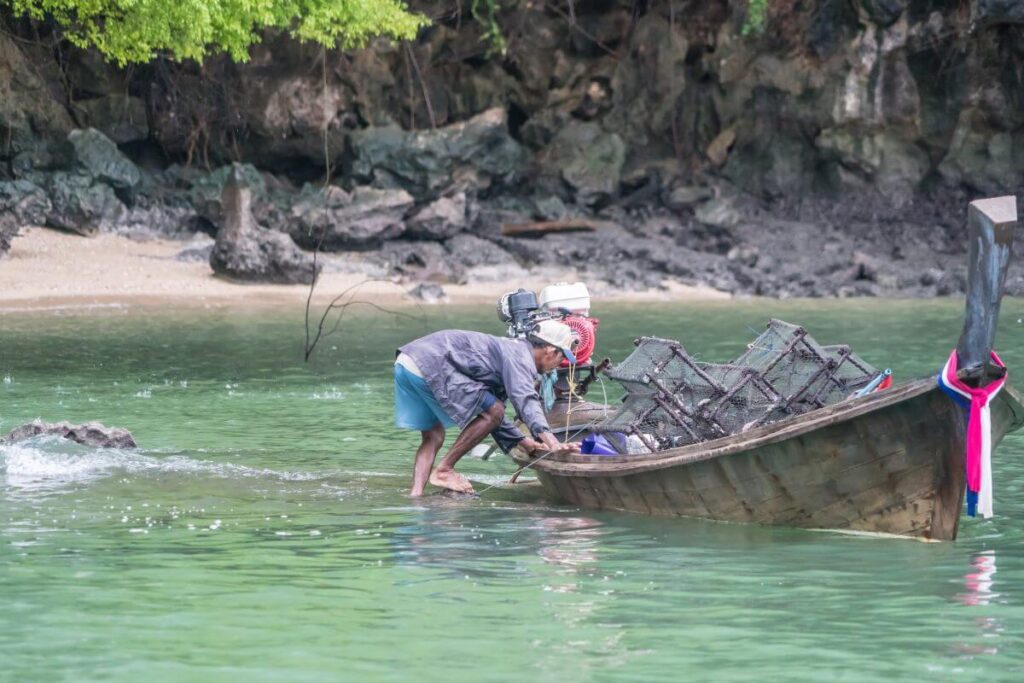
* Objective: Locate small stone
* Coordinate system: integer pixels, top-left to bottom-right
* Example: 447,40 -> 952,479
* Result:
407,282 -> 448,303
695,197 -> 741,229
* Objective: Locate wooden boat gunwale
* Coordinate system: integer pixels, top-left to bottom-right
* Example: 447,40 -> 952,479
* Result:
513,377 -> 1024,478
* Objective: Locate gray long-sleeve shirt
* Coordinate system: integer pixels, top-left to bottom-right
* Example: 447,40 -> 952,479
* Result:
397,330 -> 551,452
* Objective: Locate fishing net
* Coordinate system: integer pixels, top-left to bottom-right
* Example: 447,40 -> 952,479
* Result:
594,320 -> 877,452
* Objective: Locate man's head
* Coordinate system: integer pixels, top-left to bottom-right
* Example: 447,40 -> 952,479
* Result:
529,320 -> 578,373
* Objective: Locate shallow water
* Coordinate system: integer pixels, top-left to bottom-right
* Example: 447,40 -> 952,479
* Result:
2,299 -> 1024,682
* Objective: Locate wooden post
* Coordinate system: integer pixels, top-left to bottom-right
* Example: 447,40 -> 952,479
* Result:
956,196 -> 1018,384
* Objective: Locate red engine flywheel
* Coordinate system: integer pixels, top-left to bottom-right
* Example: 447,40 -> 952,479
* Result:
561,315 -> 598,366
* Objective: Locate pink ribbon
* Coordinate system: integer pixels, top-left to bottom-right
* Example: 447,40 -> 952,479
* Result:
939,350 -> 1006,518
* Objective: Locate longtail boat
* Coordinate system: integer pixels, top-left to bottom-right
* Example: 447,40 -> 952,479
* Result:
511,197 -> 1023,541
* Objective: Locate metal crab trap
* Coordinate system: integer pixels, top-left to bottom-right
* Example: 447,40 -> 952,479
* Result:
591,320 -> 879,453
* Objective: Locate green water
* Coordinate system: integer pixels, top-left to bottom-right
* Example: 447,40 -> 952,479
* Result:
2,299 -> 1024,682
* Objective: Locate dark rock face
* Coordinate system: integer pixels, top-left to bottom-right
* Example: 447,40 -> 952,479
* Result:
860,0 -> 907,27
45,172 -> 127,236
444,233 -> 516,269
189,163 -> 274,228
349,108 -> 525,201
537,122 -> 625,207
405,193 -> 467,240
0,180 -> 50,255
374,240 -> 467,284
2,420 -> 138,448
209,165 -> 320,284
289,184 -> 413,250
2,4 -> 1023,301
75,95 -> 149,144
65,128 -> 142,203
975,0 -> 1024,26
0,33 -> 74,179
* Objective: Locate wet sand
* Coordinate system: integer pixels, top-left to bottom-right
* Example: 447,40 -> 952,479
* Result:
0,227 -> 729,312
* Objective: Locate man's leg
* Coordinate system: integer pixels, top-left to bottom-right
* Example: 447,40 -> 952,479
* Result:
430,401 -> 505,493
410,422 -> 445,497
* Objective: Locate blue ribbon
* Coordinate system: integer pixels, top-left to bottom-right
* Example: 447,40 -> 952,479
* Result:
937,375 -> 978,517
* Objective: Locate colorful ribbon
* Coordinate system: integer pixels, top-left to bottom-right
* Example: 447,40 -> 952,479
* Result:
938,350 -> 1007,518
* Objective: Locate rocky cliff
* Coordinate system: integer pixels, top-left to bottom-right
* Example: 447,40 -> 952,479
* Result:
2,0 -> 1023,297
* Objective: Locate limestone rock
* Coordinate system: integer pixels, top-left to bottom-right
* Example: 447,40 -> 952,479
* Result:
405,193 -> 467,240
375,240 -> 467,284
666,185 -> 714,210
2,420 -> 137,449
538,121 -> 625,207
444,233 -> 517,268
695,197 -> 742,229
975,0 -> 1024,26
66,128 -> 142,203
407,282 -> 448,303
210,165 -> 319,284
74,95 -> 149,144
0,33 -> 74,173
349,108 -> 525,201
0,180 -> 50,255
290,185 -> 413,250
175,234 -> 215,262
45,172 -> 127,236
860,0 -> 907,27
189,163 -> 270,227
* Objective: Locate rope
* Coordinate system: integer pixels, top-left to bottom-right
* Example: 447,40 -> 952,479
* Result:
476,368 -> 611,497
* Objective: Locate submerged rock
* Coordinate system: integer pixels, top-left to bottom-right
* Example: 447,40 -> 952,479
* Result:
209,164 -> 319,284
2,420 -> 138,448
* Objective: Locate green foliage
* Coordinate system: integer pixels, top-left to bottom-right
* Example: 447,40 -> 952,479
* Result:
471,0 -> 504,55
742,0 -> 768,35
4,0 -> 429,65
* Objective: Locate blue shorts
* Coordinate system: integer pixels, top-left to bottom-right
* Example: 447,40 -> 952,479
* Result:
394,364 -> 496,431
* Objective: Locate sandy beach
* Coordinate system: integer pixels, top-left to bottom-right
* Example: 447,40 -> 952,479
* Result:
0,227 -> 729,312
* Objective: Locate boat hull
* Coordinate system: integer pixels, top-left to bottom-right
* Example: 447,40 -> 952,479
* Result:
516,379 -> 1024,540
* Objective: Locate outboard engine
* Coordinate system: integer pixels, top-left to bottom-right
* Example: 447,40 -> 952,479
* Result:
497,282 -> 606,404
538,282 -> 598,366
497,288 -> 540,338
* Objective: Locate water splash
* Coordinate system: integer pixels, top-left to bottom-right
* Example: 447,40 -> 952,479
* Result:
0,437 -> 342,494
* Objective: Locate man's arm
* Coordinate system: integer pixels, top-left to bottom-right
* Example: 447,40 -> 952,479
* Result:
490,417 -> 526,453
499,350 -> 551,439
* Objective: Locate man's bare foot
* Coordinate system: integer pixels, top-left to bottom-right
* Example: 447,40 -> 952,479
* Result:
429,468 -> 474,493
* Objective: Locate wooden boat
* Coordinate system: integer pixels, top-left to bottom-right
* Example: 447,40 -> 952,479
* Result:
511,197 -> 1022,541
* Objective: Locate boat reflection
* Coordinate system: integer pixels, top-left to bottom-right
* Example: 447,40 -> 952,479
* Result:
958,550 -> 998,607
536,516 -> 604,593
948,550 -> 1002,658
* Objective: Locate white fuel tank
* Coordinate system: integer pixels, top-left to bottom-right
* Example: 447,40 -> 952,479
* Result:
539,282 -> 591,314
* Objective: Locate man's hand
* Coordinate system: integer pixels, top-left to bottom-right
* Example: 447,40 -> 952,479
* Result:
521,432 -> 580,456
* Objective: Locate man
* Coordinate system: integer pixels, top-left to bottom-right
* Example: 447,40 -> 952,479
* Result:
394,319 -> 581,495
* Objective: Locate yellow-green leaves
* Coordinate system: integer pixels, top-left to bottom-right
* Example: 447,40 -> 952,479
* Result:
5,0 -> 428,65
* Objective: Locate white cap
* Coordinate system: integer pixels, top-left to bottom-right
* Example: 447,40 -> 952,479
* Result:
531,320 -> 578,364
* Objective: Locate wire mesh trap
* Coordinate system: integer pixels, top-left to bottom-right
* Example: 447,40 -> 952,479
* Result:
593,319 -> 878,453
